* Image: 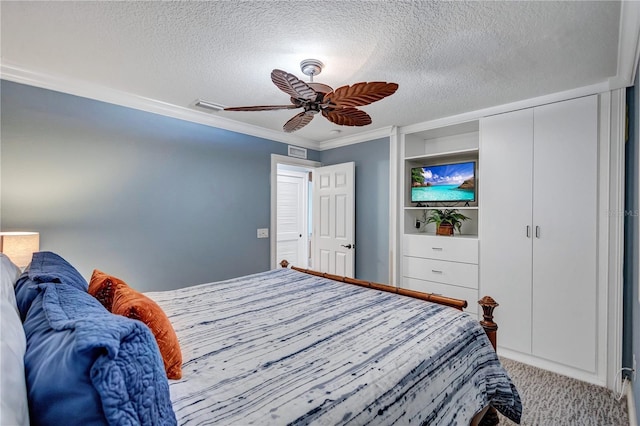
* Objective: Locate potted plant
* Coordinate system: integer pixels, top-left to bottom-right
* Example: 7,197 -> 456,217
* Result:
423,209 -> 470,236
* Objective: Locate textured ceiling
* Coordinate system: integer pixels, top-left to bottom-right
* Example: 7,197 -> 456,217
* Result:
0,1 -> 627,145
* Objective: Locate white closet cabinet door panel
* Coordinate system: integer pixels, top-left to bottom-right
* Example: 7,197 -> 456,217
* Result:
480,108 -> 534,354
532,95 -> 598,372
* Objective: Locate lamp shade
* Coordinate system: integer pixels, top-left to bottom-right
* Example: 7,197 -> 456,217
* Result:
0,232 -> 40,268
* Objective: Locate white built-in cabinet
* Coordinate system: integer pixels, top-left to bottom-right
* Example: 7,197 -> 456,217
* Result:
400,121 -> 481,318
479,95 -> 599,374
398,90 -> 623,387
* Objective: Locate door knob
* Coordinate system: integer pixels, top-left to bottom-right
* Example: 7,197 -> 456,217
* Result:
341,244 -> 354,249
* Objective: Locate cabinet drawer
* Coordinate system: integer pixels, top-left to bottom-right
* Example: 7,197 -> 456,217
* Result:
402,277 -> 479,316
403,256 -> 478,289
403,234 -> 478,264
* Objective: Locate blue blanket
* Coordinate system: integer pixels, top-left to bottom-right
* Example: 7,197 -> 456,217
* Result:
18,252 -> 176,425
15,251 -> 88,319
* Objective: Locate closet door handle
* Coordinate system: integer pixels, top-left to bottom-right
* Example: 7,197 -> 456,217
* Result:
535,226 -> 541,238
526,226 -> 531,238
431,269 -> 443,274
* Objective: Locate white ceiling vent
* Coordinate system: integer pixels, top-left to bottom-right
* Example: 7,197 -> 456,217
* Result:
192,99 -> 225,112
288,145 -> 307,159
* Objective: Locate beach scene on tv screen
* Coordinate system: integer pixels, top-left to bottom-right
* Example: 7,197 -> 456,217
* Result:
411,162 -> 475,202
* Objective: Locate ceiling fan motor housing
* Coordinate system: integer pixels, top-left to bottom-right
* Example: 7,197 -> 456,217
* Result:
305,104 -> 321,114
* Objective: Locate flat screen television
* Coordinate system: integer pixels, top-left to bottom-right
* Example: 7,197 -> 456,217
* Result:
411,161 -> 476,204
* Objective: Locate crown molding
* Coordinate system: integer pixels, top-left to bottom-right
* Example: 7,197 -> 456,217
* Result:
316,126 -> 394,150
399,80 -> 611,135
0,62 -> 321,150
608,0 -> 640,89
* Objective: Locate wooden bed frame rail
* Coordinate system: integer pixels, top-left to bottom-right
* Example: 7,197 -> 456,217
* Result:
279,260 -> 499,351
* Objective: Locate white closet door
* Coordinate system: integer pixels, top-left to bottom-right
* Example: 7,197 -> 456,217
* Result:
277,171 -> 308,268
532,95 -> 598,372
480,108 -> 534,354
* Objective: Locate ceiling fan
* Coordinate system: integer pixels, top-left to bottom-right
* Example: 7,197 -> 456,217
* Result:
224,59 -> 399,133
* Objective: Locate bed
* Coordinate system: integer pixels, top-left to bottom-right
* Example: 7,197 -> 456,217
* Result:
1,251 -> 522,426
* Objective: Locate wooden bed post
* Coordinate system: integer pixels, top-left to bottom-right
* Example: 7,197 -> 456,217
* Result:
478,296 -> 500,426
478,296 -> 499,351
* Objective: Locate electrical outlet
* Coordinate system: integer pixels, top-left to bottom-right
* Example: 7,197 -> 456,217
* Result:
257,228 -> 269,239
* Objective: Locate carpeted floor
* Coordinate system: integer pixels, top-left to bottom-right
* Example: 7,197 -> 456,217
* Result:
496,357 -> 629,426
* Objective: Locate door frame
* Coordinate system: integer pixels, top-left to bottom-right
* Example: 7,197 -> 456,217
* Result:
270,154 -> 321,270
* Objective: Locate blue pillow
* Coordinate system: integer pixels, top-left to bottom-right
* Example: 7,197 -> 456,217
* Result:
15,251 -> 88,319
23,282 -> 176,425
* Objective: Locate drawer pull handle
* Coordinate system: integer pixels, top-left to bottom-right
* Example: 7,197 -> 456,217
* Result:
431,247 -> 443,251
431,269 -> 443,274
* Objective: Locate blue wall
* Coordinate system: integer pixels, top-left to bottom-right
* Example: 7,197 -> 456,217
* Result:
1,80 -> 392,292
1,80 -> 324,291
627,65 -> 640,418
320,139 -> 390,283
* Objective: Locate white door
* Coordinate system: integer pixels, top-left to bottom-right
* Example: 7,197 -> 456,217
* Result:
480,108 -> 534,354
531,95 -> 598,372
313,162 -> 355,277
277,169 -> 309,268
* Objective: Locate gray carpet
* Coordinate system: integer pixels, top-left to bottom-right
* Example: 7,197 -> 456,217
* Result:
496,357 -> 629,426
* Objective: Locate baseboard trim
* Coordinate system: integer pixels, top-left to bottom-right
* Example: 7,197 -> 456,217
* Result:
496,348 -> 606,388
628,386 -> 637,426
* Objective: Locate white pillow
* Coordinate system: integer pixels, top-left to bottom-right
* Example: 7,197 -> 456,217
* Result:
1,253 -> 21,314
0,253 -> 30,426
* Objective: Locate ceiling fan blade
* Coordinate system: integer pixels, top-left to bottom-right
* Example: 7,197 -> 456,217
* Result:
283,111 -> 315,133
322,108 -> 372,126
324,82 -> 398,108
271,69 -> 318,101
224,104 -> 300,111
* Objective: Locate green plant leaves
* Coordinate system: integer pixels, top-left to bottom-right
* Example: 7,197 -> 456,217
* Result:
425,209 -> 470,234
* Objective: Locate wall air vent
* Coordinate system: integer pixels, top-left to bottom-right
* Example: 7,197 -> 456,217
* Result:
288,145 -> 307,159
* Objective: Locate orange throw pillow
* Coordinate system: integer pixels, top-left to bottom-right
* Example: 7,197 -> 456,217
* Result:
90,270 -> 183,380
88,269 -> 128,311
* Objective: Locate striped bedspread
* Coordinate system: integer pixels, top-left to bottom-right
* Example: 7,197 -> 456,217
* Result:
146,268 -> 521,425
